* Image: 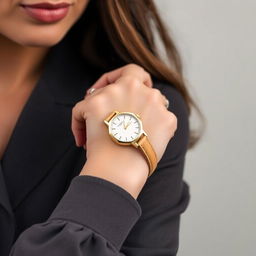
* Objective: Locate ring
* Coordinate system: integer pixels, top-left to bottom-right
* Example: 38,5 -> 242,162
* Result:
88,87 -> 96,94
165,99 -> 169,109
162,94 -> 169,109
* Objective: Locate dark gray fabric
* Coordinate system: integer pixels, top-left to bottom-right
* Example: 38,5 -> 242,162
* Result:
0,31 -> 191,255
49,175 -> 142,250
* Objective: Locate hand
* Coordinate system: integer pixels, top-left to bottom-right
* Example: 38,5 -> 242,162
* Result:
72,63 -> 176,162
72,64 -> 176,160
71,64 -> 177,197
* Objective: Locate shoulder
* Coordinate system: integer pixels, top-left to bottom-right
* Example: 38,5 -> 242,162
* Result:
153,79 -> 190,166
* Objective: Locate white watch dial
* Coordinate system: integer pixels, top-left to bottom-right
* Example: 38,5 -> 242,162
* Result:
109,113 -> 141,142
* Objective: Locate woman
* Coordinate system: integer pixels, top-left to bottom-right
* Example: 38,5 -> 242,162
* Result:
0,0 -> 203,255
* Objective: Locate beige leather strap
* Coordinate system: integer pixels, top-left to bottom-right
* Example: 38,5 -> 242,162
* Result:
104,111 -> 118,122
135,133 -> 158,177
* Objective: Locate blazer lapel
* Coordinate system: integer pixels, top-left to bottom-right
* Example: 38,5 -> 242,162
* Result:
1,37 -> 97,210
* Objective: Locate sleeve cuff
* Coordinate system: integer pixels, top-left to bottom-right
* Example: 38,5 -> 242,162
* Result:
48,175 -> 142,250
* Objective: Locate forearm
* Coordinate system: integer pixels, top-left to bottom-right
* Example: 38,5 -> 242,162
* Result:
80,144 -> 149,199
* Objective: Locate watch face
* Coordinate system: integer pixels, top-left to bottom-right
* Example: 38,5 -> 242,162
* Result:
109,113 -> 142,142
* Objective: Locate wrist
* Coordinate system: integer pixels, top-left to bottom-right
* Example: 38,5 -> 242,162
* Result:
80,144 -> 149,199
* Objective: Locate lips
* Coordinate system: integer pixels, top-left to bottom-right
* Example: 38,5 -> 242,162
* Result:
20,2 -> 72,23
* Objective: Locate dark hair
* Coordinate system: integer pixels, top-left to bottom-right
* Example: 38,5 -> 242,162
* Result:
68,0 -> 205,149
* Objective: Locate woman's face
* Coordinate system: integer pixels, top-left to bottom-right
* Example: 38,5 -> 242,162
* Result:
0,0 -> 89,47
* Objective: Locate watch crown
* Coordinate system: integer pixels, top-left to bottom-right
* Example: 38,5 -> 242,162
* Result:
135,113 -> 141,118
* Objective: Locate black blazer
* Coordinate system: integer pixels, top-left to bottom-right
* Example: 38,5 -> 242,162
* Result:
0,36 -> 190,256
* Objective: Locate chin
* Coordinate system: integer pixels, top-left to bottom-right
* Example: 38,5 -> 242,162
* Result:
16,28 -> 69,47
18,36 -> 64,48
0,22 -> 70,47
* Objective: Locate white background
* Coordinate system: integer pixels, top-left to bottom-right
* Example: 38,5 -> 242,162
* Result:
155,1 -> 256,255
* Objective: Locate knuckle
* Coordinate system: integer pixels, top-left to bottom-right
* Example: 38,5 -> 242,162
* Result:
105,83 -> 120,94
145,71 -> 152,80
112,85 -> 122,96
97,72 -> 111,85
152,88 -> 162,97
130,77 -> 141,88
149,88 -> 162,102
72,101 -> 82,114
126,63 -> 144,71
167,112 -> 178,130
122,75 -> 141,88
101,72 -> 109,80
89,95 -> 106,108
102,83 -> 122,98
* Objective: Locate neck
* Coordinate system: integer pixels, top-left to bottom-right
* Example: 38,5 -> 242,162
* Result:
0,35 -> 50,93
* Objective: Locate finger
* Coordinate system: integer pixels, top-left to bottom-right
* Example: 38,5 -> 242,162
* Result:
71,102 -> 88,148
121,64 -> 153,88
86,64 -> 152,95
152,90 -> 169,109
88,66 -> 124,90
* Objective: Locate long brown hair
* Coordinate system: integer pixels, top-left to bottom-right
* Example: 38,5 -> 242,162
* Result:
68,0 -> 205,149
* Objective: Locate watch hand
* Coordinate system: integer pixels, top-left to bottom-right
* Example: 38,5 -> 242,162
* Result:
118,121 -> 124,127
124,122 -> 131,129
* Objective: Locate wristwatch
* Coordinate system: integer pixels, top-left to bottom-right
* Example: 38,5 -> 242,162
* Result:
103,110 -> 158,177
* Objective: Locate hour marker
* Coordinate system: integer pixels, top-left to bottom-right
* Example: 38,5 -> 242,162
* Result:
119,136 -> 121,140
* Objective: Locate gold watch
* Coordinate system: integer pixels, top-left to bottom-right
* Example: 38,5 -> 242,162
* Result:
103,110 -> 158,177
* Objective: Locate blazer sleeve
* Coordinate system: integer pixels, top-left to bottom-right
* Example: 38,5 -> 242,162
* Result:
9,83 -> 190,256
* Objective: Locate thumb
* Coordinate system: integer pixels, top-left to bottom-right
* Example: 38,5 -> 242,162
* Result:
71,101 -> 89,148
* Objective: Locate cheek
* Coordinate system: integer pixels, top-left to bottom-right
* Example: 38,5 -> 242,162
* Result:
0,0 -> 89,47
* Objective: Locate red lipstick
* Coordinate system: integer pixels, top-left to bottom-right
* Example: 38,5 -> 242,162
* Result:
20,2 -> 72,23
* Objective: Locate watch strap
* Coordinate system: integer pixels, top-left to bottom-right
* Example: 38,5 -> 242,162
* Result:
104,110 -> 118,122
133,133 -> 158,177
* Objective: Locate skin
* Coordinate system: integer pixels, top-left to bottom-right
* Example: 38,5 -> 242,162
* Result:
0,0 -> 89,160
0,1 -> 177,200
76,65 -> 178,198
